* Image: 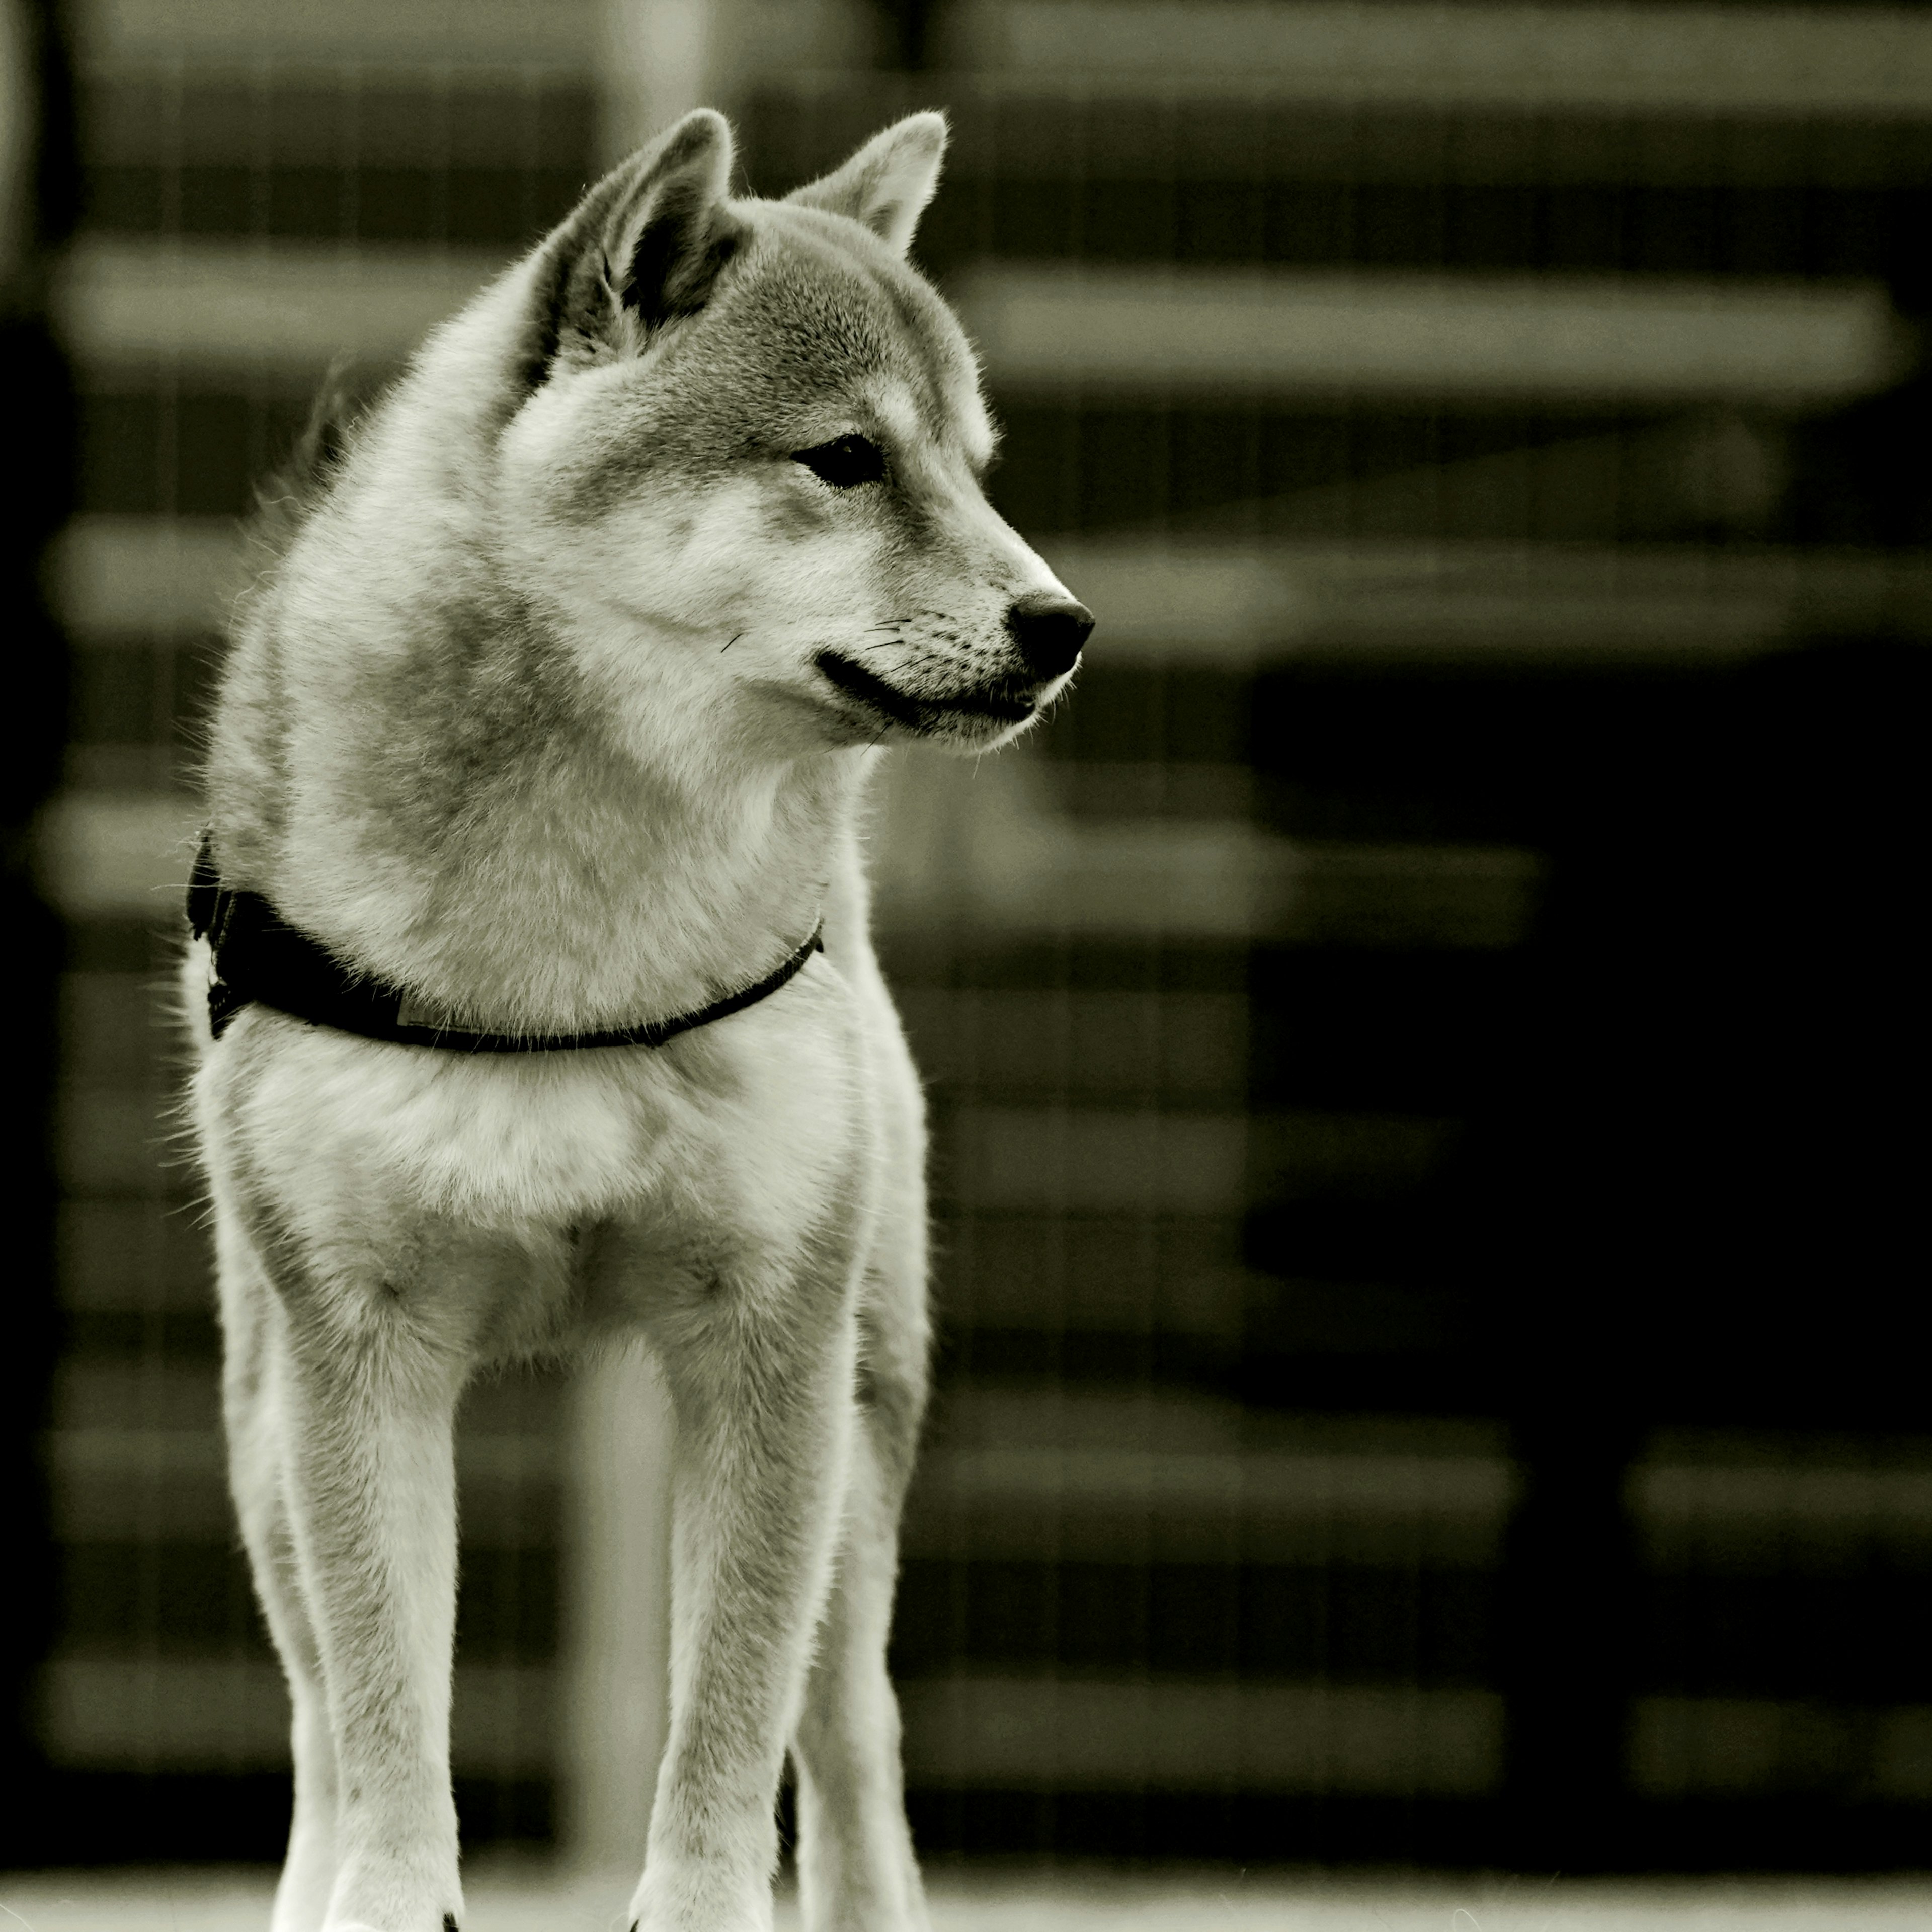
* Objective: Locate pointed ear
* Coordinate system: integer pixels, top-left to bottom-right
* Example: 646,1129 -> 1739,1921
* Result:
527,108 -> 741,377
785,112 -> 947,257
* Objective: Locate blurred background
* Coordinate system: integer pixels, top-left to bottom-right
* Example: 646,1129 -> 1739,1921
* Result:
3,0 -> 1928,1900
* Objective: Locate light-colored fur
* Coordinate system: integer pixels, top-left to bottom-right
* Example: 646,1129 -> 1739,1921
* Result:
183,109 -> 1085,1932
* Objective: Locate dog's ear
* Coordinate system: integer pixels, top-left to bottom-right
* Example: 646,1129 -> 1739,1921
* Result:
785,112 -> 947,258
527,108 -> 741,378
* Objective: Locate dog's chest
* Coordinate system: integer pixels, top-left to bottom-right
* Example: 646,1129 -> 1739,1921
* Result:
209,969 -> 865,1246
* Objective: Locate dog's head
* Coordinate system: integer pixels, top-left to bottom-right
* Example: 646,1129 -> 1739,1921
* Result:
482,109 -> 1091,757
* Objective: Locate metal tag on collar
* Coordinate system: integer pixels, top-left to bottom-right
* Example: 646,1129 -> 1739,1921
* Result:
395,991 -> 448,1031
187,832 -> 228,943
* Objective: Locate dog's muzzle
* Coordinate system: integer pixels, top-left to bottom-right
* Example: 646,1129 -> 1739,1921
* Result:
814,651 -> 1032,732
815,594 -> 1094,736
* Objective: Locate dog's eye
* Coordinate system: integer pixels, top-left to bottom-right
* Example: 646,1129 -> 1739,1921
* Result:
793,435 -> 886,489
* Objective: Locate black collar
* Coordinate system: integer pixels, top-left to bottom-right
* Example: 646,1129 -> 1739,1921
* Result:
187,836 -> 824,1054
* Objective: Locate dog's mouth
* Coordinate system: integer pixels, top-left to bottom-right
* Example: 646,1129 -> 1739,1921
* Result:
814,649 -> 1038,734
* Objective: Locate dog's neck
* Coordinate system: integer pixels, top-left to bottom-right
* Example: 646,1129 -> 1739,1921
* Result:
212,585 -> 866,1036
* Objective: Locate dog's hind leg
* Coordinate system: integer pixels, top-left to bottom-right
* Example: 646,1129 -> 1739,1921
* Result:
790,1286 -> 931,1932
215,1205 -> 340,1932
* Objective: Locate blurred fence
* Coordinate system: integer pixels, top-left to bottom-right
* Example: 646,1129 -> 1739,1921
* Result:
13,0 -> 1929,1877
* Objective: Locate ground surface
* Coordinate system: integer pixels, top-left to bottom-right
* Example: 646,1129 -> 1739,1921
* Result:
3,1868 -> 1931,1931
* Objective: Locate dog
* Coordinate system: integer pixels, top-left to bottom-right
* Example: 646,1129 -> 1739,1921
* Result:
183,108 -> 1091,1932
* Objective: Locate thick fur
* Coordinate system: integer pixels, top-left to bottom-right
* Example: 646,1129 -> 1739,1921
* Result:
184,111 -> 1085,1932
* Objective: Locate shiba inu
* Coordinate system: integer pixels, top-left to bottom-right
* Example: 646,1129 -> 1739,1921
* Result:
183,108 -> 1091,1932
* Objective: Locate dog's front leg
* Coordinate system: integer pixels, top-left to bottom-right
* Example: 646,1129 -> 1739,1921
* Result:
627,1245 -> 863,1932
270,1258 -> 471,1932
214,1210 -> 342,1932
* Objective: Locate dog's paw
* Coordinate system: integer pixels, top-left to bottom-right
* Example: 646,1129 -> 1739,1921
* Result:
318,1921 -> 456,1932
624,1872 -> 772,1932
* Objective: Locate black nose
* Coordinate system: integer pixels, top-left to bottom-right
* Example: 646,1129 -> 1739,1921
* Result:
1006,591 -> 1095,680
